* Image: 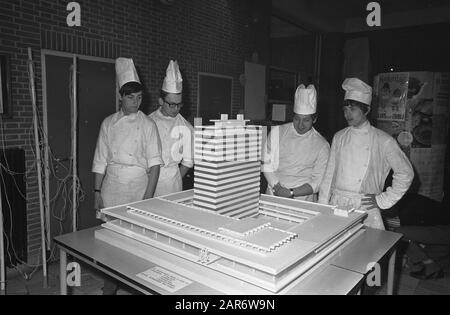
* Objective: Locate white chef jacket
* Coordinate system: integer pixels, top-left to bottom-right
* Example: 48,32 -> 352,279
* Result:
149,108 -> 194,197
319,120 -> 414,212
92,110 -> 163,208
263,123 -> 330,201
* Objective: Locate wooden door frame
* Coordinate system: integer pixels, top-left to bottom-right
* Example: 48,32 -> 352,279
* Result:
41,50 -> 117,246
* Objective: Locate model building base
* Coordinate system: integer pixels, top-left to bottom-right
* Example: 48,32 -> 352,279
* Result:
96,190 -> 367,293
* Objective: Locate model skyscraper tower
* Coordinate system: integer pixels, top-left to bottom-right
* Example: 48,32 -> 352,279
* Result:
193,114 -> 263,218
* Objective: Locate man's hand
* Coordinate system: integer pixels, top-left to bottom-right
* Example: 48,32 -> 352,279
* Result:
273,183 -> 294,198
179,164 -> 191,178
94,191 -> 104,210
361,194 -> 379,210
143,190 -> 153,200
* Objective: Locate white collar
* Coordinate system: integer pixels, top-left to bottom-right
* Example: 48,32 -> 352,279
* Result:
114,110 -> 139,124
351,120 -> 370,133
291,124 -> 314,137
158,107 -> 178,120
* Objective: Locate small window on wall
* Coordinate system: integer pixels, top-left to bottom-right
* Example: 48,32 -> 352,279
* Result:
268,67 -> 297,123
271,104 -> 288,122
0,54 -> 12,118
269,67 -> 297,103
197,72 -> 233,124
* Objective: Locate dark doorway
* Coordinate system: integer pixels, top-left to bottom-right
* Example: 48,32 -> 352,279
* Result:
43,52 -> 116,243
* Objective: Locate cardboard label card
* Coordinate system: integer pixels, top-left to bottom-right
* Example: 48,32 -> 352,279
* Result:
137,266 -> 192,293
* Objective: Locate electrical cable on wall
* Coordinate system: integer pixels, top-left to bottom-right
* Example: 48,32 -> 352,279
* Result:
0,119 -> 42,283
70,56 -> 79,232
0,116 -> 84,291
0,171 -> 5,293
0,51 -> 86,287
29,54 -> 85,255
0,108 -> 73,283
27,47 -> 48,288
41,59 -> 85,257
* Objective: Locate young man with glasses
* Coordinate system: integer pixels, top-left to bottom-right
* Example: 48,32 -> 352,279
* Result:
149,60 -> 194,197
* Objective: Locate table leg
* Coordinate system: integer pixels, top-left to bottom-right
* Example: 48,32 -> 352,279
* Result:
387,249 -> 397,295
60,248 -> 67,295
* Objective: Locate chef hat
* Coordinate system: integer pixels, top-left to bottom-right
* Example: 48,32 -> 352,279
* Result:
115,58 -> 140,89
162,60 -> 183,94
342,78 -> 372,106
294,84 -> 317,115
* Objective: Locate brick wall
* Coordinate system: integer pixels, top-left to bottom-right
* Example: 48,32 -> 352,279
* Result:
0,0 -> 257,263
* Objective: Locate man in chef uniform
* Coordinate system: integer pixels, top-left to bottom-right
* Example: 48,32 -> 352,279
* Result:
92,58 -> 163,294
319,78 -> 414,230
149,60 -> 194,197
263,84 -> 330,201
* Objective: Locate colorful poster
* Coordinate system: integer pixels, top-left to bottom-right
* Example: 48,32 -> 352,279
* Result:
374,72 -> 450,202
377,72 -> 409,121
406,72 -> 434,148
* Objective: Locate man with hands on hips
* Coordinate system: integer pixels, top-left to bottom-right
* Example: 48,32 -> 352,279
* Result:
319,78 -> 414,230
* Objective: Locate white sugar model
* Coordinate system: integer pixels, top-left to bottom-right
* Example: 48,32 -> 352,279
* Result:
96,115 -> 367,294
193,114 -> 262,218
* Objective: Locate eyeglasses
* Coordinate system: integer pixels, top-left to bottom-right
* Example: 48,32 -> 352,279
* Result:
164,100 -> 183,109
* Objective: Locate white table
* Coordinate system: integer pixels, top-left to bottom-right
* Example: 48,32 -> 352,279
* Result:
55,227 -> 367,295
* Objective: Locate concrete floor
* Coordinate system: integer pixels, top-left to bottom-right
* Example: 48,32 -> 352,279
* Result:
2,254 -> 449,295
2,261 -> 135,295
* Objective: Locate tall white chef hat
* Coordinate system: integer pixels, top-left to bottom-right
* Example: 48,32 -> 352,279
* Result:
342,78 -> 372,106
294,84 -> 317,115
162,60 -> 183,94
115,58 -> 140,89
